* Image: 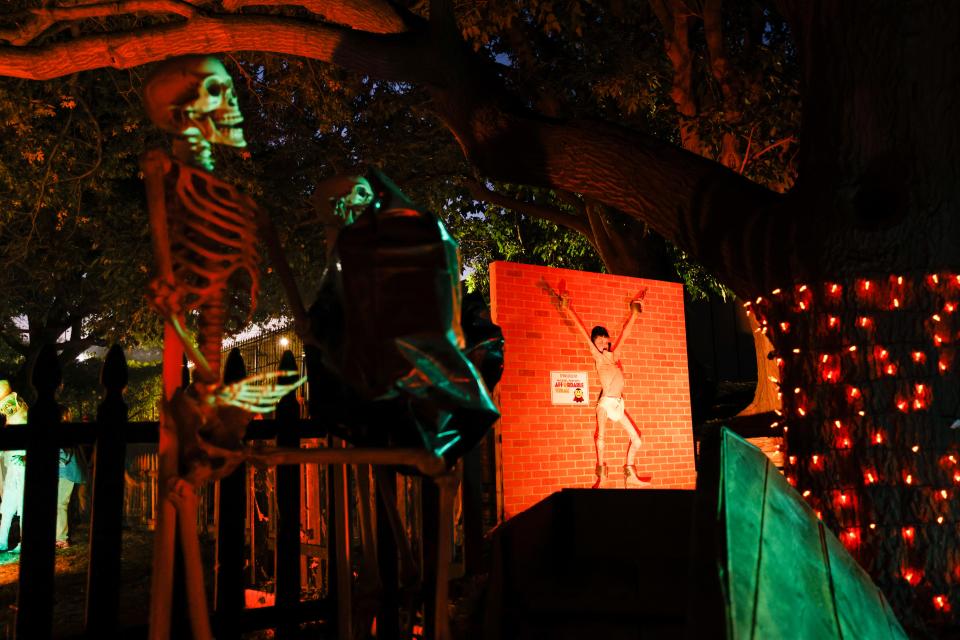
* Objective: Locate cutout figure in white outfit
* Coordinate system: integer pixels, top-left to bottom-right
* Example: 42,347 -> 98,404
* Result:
548,282 -> 651,488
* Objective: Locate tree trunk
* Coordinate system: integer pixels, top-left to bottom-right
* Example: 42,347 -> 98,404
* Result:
761,2 -> 960,632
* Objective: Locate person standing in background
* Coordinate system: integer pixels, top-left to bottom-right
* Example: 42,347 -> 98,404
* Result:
0,380 -> 28,552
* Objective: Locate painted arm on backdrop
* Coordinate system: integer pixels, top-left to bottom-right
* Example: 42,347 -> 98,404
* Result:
611,288 -> 647,351
543,279 -> 594,352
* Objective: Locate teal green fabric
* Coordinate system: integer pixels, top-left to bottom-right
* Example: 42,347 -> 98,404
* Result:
718,428 -> 907,639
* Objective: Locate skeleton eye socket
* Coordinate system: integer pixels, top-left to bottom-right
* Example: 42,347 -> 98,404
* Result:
207,83 -> 222,97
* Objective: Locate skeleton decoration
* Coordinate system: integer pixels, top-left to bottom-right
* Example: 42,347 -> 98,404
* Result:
259,169 -> 504,638
141,55 -> 304,640
141,54 -> 502,640
305,169 -> 504,464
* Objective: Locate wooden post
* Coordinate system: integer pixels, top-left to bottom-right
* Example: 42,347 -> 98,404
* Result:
375,468 -> 400,640
85,345 -> 129,635
214,348 -> 247,639
274,350 -> 301,639
328,438 -> 352,640
461,444 -> 483,576
16,344 -> 62,639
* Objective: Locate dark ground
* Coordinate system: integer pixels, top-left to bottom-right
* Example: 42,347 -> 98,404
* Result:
0,522 -> 157,638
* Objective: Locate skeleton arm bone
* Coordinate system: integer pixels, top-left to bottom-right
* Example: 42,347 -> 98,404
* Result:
214,370 -> 307,413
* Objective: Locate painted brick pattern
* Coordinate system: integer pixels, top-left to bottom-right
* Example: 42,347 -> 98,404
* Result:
490,262 -> 697,519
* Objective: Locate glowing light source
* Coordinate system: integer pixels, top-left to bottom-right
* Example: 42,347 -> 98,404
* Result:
902,526 -> 915,542
279,337 -> 290,348
902,567 -> 922,586
934,595 -> 950,612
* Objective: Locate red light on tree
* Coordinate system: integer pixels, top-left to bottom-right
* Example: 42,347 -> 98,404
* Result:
913,351 -> 927,363
903,526 -> 915,542
874,432 -> 885,445
940,489 -> 949,499
945,302 -> 956,314
902,567 -> 923,586
819,353 -> 840,383
827,283 -> 842,297
865,470 -> 877,484
934,595 -> 951,613
858,316 -> 873,329
905,473 -> 914,485
841,528 -> 860,549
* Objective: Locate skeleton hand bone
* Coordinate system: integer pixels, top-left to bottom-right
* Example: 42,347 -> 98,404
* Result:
214,370 -> 307,413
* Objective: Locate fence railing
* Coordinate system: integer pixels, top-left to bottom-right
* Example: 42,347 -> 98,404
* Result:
0,341 -> 488,639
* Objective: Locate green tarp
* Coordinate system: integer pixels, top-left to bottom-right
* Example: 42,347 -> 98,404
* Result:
717,428 -> 907,639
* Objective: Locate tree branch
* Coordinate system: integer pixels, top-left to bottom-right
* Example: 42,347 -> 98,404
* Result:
220,0 -> 412,34
0,14 -> 434,82
464,181 -> 594,239
0,0 -> 199,46
451,107 -> 793,295
0,330 -> 29,357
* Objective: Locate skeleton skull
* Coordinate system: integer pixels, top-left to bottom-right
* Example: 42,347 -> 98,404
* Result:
143,55 -> 247,151
337,178 -> 374,222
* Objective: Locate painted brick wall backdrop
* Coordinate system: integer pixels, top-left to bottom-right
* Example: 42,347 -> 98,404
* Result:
490,262 -> 697,519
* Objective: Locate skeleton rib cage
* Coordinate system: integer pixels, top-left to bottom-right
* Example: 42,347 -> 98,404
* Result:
161,160 -> 261,377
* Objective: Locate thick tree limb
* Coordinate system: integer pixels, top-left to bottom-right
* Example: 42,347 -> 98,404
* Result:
220,0 -> 411,34
450,107 -> 791,296
464,181 -> 593,239
0,14 -> 433,82
0,0 -> 199,46
0,330 -> 29,357
703,0 -> 741,169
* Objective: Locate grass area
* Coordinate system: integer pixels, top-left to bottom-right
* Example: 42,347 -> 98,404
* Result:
0,522 -> 183,637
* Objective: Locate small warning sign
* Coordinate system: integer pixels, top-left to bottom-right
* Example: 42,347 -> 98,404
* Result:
550,371 -> 590,406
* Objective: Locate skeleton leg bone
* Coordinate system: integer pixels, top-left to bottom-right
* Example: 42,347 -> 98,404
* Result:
171,480 -> 214,640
